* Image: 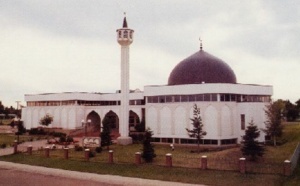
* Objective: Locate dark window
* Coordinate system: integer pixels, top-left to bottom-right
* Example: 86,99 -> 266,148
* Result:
151,138 -> 160,142
242,95 -> 247,102
221,139 -> 237,145
204,94 -> 211,101
174,95 -> 181,102
211,140 -> 218,145
225,94 -> 230,101
220,94 -> 225,101
188,95 -> 195,102
161,138 -> 168,143
152,96 -> 159,103
231,94 -> 236,102
124,30 -> 128,38
181,95 -> 189,102
196,94 -> 203,101
211,94 -> 218,101
241,114 -> 245,130
159,96 -> 165,103
166,96 -> 172,103
237,95 -> 242,102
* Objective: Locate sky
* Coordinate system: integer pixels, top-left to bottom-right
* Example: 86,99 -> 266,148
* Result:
0,0 -> 299,107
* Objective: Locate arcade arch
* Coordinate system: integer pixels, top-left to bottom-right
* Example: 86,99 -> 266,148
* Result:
86,111 -> 101,132
103,111 -> 119,138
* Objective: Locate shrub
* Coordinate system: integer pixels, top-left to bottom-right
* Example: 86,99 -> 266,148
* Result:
9,121 -> 15,128
135,120 -> 145,132
95,147 -> 102,153
28,128 -> 46,135
75,145 -> 83,151
0,143 -> 7,149
89,151 -> 95,158
59,136 -> 66,143
66,136 -> 73,143
52,132 -> 66,138
130,133 -> 145,144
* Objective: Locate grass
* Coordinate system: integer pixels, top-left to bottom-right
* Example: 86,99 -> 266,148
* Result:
0,122 -> 299,185
0,134 -> 41,146
0,119 -> 13,125
0,154 -> 286,186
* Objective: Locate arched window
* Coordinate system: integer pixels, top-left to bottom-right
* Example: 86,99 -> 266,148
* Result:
124,30 -> 128,38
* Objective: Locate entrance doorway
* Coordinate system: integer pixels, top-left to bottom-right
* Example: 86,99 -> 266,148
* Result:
86,111 -> 101,134
103,111 -> 119,139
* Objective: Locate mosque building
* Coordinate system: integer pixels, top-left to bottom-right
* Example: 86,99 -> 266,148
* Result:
21,17 -> 273,145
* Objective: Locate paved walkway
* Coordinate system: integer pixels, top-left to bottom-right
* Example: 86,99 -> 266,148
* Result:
0,139 -> 48,156
0,161 -> 202,186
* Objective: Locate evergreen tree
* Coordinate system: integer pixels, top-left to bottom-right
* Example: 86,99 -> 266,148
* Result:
142,128 -> 156,162
241,120 -> 265,161
186,104 -> 207,152
263,102 -> 283,146
135,119 -> 145,132
100,117 -> 112,150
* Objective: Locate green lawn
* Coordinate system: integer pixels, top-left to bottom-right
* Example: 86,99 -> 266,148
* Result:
0,122 -> 299,185
0,154 -> 286,186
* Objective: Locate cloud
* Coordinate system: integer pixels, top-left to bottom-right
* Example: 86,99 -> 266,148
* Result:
0,0 -> 299,106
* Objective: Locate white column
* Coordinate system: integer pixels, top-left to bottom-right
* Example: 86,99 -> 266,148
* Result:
120,45 -> 130,137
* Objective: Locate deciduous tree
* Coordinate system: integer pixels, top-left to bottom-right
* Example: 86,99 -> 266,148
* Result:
39,114 -> 53,127
263,102 -> 283,146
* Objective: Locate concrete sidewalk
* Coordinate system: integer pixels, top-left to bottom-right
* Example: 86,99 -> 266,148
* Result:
0,161 -> 202,186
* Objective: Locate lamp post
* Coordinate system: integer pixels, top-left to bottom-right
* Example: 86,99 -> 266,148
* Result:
81,119 -> 91,137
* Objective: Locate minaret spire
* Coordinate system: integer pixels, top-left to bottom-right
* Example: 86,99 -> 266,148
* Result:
123,12 -> 128,28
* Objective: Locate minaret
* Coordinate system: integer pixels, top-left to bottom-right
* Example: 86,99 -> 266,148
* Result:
116,15 -> 134,145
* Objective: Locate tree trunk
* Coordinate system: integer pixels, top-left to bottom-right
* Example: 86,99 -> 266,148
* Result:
273,136 -> 276,146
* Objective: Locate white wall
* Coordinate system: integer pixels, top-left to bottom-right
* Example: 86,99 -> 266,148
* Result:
146,101 -> 267,143
22,105 -> 143,130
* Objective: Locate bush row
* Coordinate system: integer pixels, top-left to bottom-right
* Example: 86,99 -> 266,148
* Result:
28,128 -> 66,138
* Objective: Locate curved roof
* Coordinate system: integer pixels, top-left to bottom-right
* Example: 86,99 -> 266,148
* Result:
168,50 -> 237,85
